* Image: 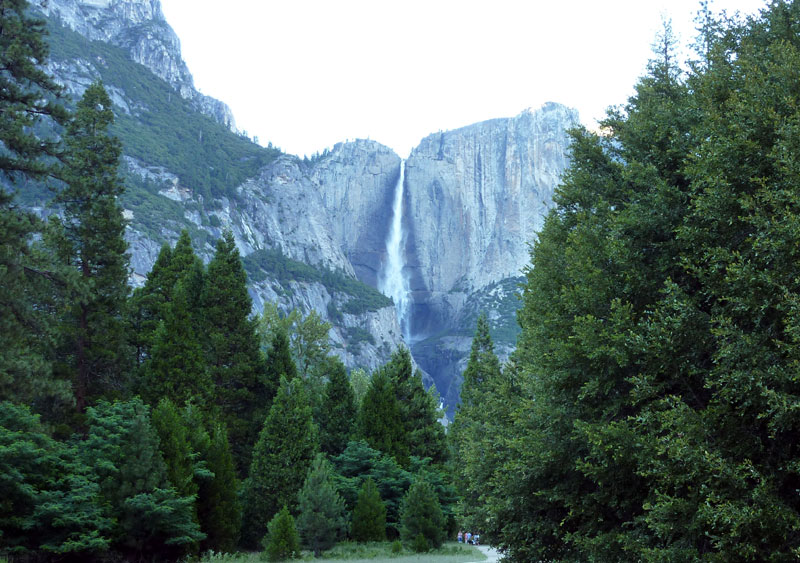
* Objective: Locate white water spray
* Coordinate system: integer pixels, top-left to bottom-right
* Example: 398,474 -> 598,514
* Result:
379,160 -> 412,342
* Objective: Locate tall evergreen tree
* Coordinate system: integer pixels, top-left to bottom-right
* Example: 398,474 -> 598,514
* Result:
240,375 -> 318,548
318,357 -> 356,456
181,404 -> 241,553
449,314 -> 504,529
53,82 -> 130,412
386,348 -> 448,465
357,367 -> 407,465
296,454 -> 348,556
202,230 -> 269,470
0,0 -> 69,407
151,398 -> 198,502
140,280 -> 213,408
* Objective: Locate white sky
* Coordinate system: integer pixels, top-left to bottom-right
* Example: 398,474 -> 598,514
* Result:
159,0 -> 767,158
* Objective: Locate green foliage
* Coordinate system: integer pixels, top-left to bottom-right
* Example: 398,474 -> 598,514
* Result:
202,230 -> 269,473
449,314 -> 504,530
357,368 -> 407,466
319,358 -> 357,456
243,248 -> 392,314
262,506 -> 300,562
45,17 -> 281,202
0,0 -> 67,182
52,81 -> 131,412
183,406 -> 242,553
465,5 -> 800,561
0,402 -> 110,558
83,398 -> 204,559
331,440 -> 413,538
296,454 -> 348,556
151,398 -> 198,501
351,478 -> 387,543
400,480 -> 445,551
241,376 -> 318,548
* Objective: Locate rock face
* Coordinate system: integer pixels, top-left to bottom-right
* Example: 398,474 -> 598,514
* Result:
310,141 -> 401,287
37,0 -> 235,128
404,103 -> 578,337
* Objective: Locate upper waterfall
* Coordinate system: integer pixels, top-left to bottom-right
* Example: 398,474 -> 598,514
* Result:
379,160 -> 412,342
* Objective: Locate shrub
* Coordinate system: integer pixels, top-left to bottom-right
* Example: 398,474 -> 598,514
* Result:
262,506 -> 299,561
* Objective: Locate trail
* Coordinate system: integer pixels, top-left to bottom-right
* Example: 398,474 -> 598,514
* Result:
469,544 -> 502,562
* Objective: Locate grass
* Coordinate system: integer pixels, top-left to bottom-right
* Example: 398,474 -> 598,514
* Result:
197,542 -> 486,563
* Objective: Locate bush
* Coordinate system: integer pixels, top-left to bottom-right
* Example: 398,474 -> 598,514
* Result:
411,533 -> 429,553
391,540 -> 403,553
262,506 -> 299,561
351,478 -> 387,542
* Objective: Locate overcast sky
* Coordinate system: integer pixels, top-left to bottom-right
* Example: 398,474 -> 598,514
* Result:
159,0 -> 767,158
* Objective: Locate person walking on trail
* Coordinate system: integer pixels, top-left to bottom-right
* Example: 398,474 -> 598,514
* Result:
458,531 -> 463,543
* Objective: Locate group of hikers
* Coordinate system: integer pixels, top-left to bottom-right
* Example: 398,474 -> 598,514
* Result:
457,530 -> 480,545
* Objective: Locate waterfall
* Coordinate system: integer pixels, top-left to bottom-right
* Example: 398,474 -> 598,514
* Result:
379,160 -> 412,342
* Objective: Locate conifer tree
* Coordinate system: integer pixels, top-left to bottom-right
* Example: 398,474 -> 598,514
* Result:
0,402 -> 110,557
240,376 -> 318,548
357,367 -> 407,465
399,479 -> 445,550
351,477 -> 387,542
0,0 -> 69,407
140,280 -> 212,408
386,348 -> 448,465
201,230 -> 269,470
83,398 -> 204,559
449,314 -> 503,529
296,454 -> 348,556
263,506 -> 300,561
199,420 -> 242,552
318,358 -> 356,456
53,82 -> 130,412
151,398 -> 198,501
181,404 -> 241,553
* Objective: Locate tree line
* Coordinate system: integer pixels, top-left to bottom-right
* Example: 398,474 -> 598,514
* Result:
0,2 -> 454,560
450,1 -> 800,561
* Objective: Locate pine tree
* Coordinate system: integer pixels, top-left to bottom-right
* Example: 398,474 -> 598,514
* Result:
202,230 -> 269,471
140,280 -> 213,408
357,367 -> 407,465
199,419 -> 241,552
151,398 -> 198,501
240,376 -> 318,548
386,348 -> 448,465
83,398 -> 204,559
351,477 -> 387,543
449,314 -> 503,530
399,479 -> 445,550
318,357 -> 356,456
296,454 -> 348,556
262,506 -> 300,561
0,0 -> 69,407
53,82 -> 130,412
0,401 -> 110,557
181,404 -> 241,553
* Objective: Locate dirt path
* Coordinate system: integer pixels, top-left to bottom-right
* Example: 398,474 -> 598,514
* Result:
469,545 -> 502,562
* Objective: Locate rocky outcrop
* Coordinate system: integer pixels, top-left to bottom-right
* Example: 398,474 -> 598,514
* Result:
37,0 -> 235,128
309,141 -> 401,287
404,103 -> 578,337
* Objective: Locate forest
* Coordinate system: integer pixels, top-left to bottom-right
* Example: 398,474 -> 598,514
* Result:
449,1 -> 800,560
6,0 -> 800,561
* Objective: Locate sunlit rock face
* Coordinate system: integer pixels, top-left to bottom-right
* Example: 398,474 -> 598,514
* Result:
38,0 -> 235,129
403,102 -> 578,337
